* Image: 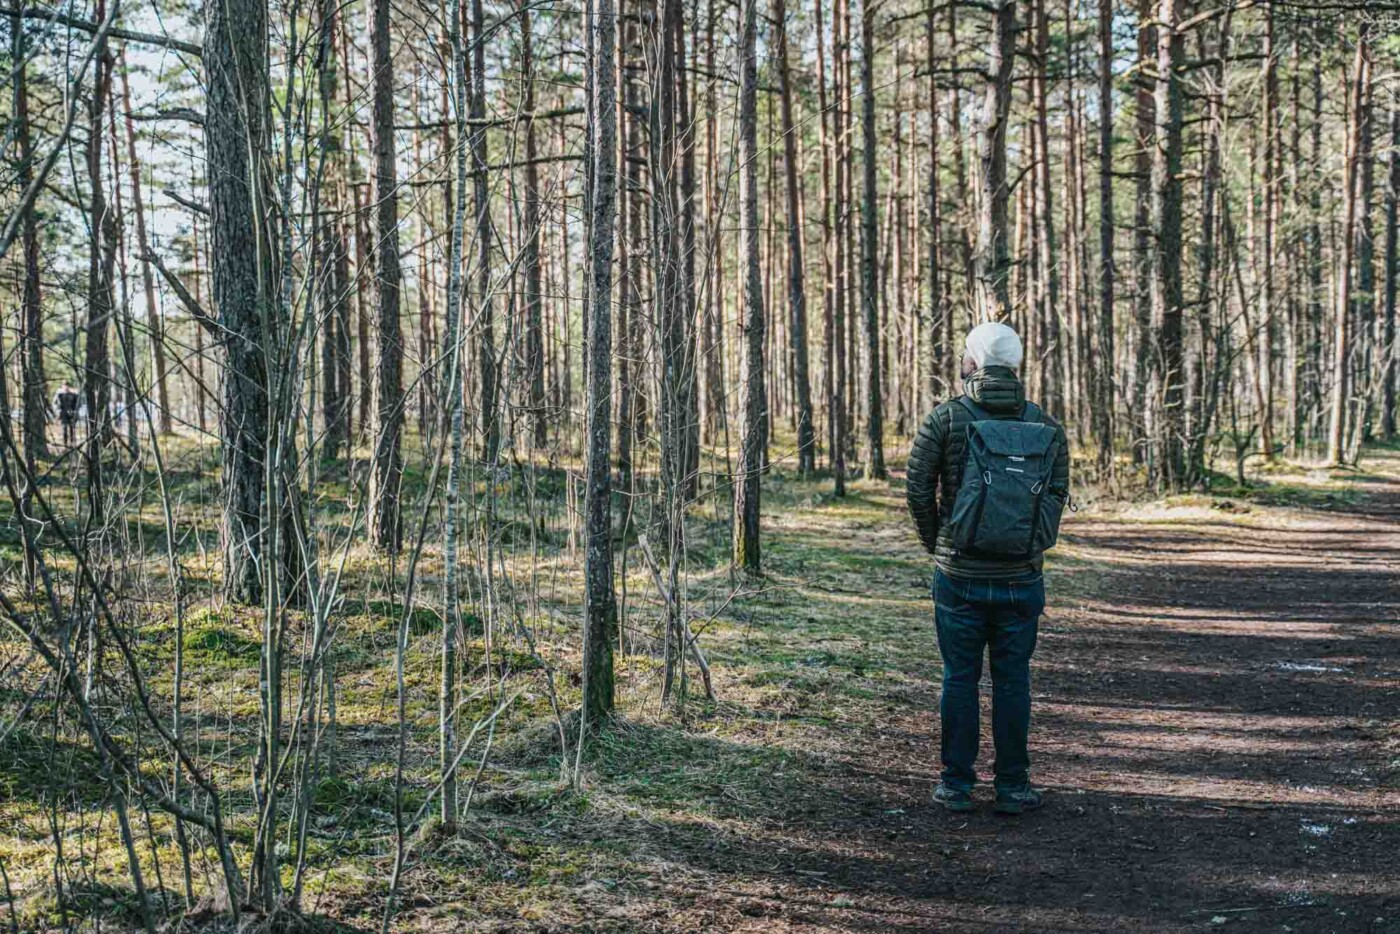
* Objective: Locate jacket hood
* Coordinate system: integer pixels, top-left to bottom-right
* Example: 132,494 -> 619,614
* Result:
964,365 -> 1025,413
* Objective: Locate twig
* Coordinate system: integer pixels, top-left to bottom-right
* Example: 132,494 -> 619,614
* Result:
637,533 -> 717,702
0,5 -> 202,56
138,250 -> 221,336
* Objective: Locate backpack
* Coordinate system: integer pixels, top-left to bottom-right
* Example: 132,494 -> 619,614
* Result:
946,397 -> 1065,559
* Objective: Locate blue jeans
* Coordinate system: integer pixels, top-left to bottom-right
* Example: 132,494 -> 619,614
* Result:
933,569 -> 1044,793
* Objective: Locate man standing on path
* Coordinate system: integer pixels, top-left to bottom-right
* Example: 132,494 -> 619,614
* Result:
906,323 -> 1070,814
53,383 -> 81,447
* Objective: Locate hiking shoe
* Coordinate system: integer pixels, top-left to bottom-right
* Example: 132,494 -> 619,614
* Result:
933,783 -> 975,813
994,785 -> 1044,815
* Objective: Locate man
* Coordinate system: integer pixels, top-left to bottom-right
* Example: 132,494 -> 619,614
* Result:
906,322 -> 1070,815
53,384 -> 81,447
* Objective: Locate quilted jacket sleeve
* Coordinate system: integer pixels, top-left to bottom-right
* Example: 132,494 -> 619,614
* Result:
906,407 -> 947,555
1048,416 -> 1071,498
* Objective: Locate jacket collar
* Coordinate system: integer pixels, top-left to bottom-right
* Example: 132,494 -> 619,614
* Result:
964,366 -> 1026,414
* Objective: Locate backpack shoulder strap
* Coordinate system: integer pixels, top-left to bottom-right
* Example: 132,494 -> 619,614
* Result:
957,396 -> 995,422
1021,401 -> 1042,424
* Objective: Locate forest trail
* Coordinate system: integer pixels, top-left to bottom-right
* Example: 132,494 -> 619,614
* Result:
572,451 -> 1400,934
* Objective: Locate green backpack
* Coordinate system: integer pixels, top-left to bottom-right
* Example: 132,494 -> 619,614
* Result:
947,397 -> 1065,559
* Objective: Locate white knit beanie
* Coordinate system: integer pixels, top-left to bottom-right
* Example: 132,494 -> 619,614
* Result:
964,322 -> 1024,370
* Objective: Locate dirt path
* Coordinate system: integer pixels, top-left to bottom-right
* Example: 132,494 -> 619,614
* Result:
657,453 -> 1400,933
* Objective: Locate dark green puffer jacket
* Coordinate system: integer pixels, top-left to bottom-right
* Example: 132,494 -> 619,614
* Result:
906,366 -> 1070,581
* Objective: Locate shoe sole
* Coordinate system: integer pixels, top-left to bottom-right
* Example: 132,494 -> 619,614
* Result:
938,799 -> 975,813
994,800 -> 1041,815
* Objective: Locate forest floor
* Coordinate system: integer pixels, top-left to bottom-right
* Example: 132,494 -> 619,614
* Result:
4,444 -> 1400,933
386,447 -> 1400,934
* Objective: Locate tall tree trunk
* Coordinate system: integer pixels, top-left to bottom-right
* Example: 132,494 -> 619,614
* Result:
582,0 -> 619,728
83,2 -> 116,514
1328,25 -> 1369,466
840,0 -> 856,463
1094,0 -> 1115,474
774,0 -> 814,475
13,2 -> 45,589
859,0 -> 884,477
321,221 -> 350,460
204,0 -> 278,591
1286,33 -> 1303,448
107,78 -> 139,457
947,1 -> 974,343
521,2 -> 546,448
1188,9 -> 1229,484
924,1 -> 943,412
1382,106 -> 1399,440
616,1 -> 638,490
816,0 -> 834,471
1306,51 -> 1324,441
830,0 -> 848,493
1132,0 -> 1154,466
675,0 -> 700,498
471,0 -> 499,463
370,0 -> 404,552
700,0 -> 724,445
352,184 -> 371,439
191,218 -> 208,434
439,0 -> 475,828
204,0 -> 283,904
1350,39 -> 1377,456
1030,0 -> 1061,412
1256,1 -> 1276,459
734,0 -> 766,572
118,54 -> 170,436
316,10 -> 350,462
13,5 -> 47,463
649,0 -> 691,539
974,0 -> 1015,324
1151,0 -> 1186,489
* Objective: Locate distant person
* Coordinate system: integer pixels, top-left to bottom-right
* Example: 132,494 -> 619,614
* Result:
53,384 -> 81,446
906,322 -> 1070,815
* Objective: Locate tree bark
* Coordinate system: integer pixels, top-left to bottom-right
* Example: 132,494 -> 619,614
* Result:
1187,8 -> 1229,485
1351,45 -> 1377,456
1030,0 -> 1062,413
83,0 -> 116,515
439,0 -> 473,827
321,221 -> 351,461
734,0 -> 766,572
1306,52 -> 1324,438
1257,1 -> 1276,460
859,0 -> 884,478
1151,0 -> 1186,489
1132,0 -> 1154,465
582,0 -> 619,728
924,1 -> 944,413
816,0 -> 835,472
521,1 -> 546,448
1382,106 -> 1399,440
13,5 -> 47,463
204,0 -> 286,903
1094,0 -> 1115,474
675,0 -> 700,498
117,53 -> 170,437
615,0 -> 637,490
470,0 -> 499,463
974,0 -> 1015,324
370,0 -> 404,552
1328,25 -> 1369,466
831,0 -> 848,494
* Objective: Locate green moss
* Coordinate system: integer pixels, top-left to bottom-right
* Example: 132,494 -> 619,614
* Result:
182,613 -> 260,669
